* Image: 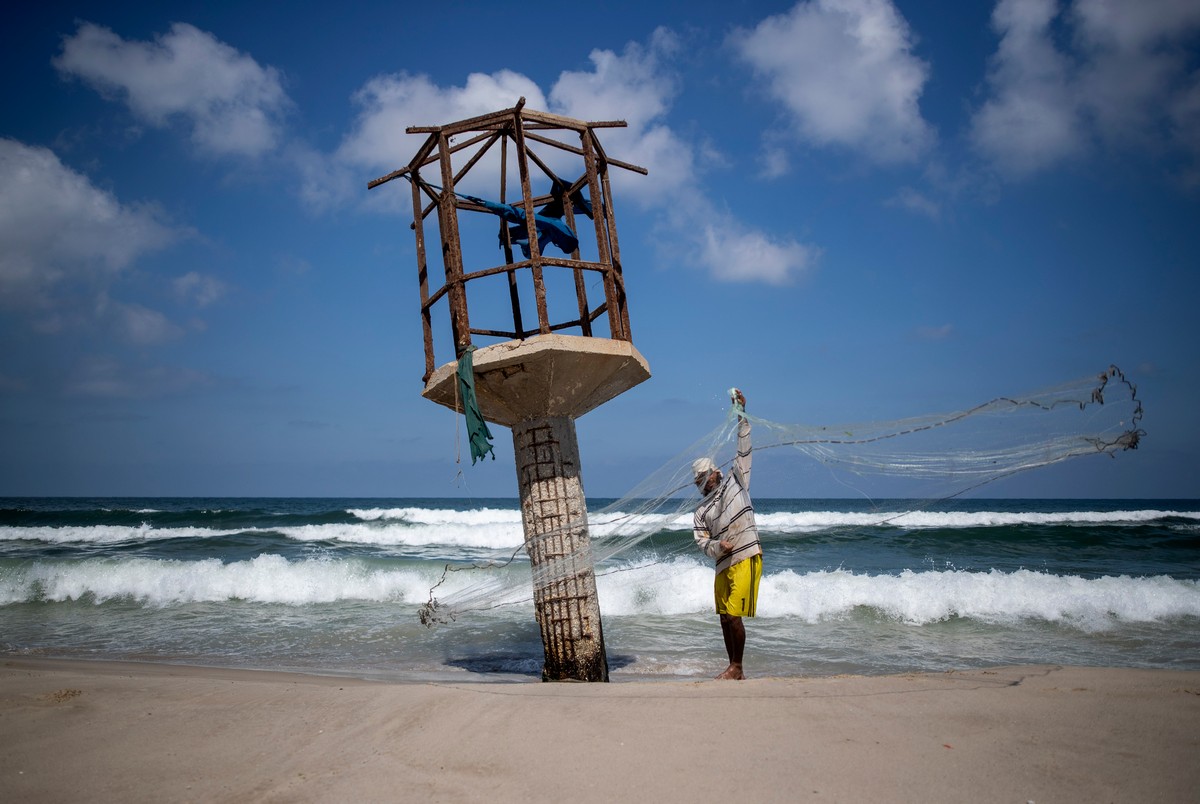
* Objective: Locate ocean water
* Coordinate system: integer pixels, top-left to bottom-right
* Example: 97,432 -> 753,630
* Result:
2,497 -> 1198,682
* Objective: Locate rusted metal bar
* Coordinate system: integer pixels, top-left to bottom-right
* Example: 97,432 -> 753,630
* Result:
368,132 -> 439,189
469,326 -> 521,339
532,257 -> 602,271
457,258 -> 603,282
522,145 -> 560,186
598,150 -> 631,340
408,176 -> 444,228
546,318 -> 588,334
523,130 -> 649,174
517,145 -> 591,337
523,130 -> 587,157
406,131 -> 492,163
422,284 -> 449,309
415,134 -> 500,221
429,96 -> 525,138
448,130 -> 499,153
415,132 -> 507,219
525,122 -> 627,131
412,171 -> 435,382
406,106 -> 514,136
462,262 -> 530,281
369,165 -> 413,190
500,136 -> 524,338
384,105 -> 647,378
374,111 -> 640,189
451,133 -> 504,189
415,175 -> 440,203
512,106 -> 550,335
558,175 -> 592,337
580,129 -> 620,339
436,131 -> 471,353
520,108 -> 624,132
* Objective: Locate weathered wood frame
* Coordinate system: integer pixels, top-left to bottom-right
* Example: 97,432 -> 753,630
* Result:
368,98 -> 647,383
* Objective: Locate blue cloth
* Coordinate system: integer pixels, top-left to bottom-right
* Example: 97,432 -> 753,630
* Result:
466,196 -> 580,258
537,180 -> 593,220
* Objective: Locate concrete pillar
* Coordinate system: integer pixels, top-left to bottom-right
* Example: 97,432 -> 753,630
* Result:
512,416 -> 608,682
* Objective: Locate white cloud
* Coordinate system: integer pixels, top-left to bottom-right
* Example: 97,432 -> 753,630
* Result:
550,30 -> 696,203
174,271 -> 226,307
317,29 -> 819,284
971,0 -> 1200,178
0,139 -> 177,305
729,0 -> 934,165
970,0 -> 1083,176
300,69 -> 547,211
549,28 -> 679,126
758,147 -> 792,180
290,142 -> 361,214
1071,0 -> 1200,52
65,354 -> 211,398
550,31 -> 818,283
54,22 -> 290,158
1171,75 -> 1200,185
1072,0 -> 1200,169
886,186 -> 941,219
95,294 -> 183,345
693,216 -> 820,285
339,69 -> 547,174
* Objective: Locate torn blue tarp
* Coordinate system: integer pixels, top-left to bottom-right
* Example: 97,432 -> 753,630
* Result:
456,345 -> 495,464
536,180 -> 594,220
464,195 -> 579,258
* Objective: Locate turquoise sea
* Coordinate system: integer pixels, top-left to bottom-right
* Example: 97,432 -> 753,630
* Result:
2,497 -> 1198,681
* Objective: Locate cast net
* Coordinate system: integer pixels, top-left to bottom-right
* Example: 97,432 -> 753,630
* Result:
419,365 -> 1144,625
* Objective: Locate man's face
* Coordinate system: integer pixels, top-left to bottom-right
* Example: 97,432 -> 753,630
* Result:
696,470 -> 721,497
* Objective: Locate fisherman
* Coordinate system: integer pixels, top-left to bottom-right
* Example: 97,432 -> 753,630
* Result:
692,388 -> 763,680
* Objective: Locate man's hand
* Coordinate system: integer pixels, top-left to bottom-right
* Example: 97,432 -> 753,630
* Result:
719,538 -> 734,554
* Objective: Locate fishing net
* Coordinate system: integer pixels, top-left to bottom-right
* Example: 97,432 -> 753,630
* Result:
419,365 -> 1144,625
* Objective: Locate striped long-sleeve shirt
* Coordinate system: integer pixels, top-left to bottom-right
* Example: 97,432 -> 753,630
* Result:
693,417 -> 762,574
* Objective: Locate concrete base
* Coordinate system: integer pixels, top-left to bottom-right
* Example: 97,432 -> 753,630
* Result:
422,334 -> 648,682
421,334 -> 650,426
513,416 -> 608,682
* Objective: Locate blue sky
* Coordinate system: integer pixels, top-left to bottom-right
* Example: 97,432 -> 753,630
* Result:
2,0 -> 1197,498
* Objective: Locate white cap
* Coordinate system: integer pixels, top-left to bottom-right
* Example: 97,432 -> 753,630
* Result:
691,457 -> 717,480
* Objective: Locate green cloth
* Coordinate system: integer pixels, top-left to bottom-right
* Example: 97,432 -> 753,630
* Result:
456,346 -> 495,463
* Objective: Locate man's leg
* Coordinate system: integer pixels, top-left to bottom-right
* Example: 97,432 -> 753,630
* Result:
717,613 -> 745,680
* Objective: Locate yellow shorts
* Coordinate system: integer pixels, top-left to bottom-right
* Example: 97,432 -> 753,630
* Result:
714,554 -> 761,617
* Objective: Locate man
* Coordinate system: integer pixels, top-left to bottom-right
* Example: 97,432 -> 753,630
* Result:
692,388 -> 762,680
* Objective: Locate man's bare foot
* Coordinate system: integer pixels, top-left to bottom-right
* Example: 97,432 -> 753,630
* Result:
715,665 -> 745,680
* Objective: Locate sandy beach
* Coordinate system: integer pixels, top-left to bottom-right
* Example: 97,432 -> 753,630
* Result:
1,658 -> 1197,803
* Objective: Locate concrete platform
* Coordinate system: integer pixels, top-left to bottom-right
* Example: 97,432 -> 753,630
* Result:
422,334 -> 651,427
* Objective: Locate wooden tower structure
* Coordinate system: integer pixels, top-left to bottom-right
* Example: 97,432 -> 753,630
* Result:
369,98 -> 650,681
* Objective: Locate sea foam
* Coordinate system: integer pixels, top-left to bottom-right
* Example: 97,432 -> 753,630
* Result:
6,507 -> 1193,546
0,555 -> 444,606
10,554 -> 1190,633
